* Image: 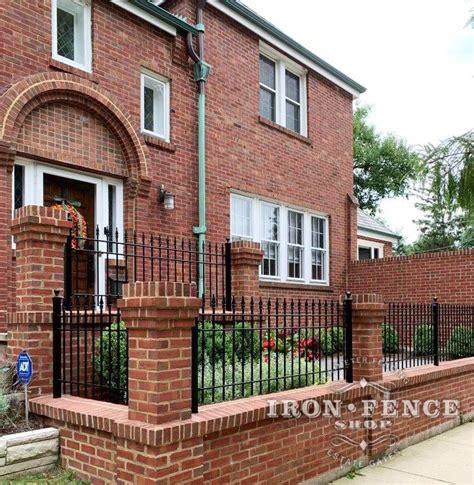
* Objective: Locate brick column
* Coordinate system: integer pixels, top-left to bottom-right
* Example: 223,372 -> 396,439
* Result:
9,205 -> 72,395
118,282 -> 200,425
351,294 -> 386,383
230,240 -> 263,298
0,142 -> 15,331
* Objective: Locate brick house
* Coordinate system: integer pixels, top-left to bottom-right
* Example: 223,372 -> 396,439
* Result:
357,208 -> 401,260
0,0 -> 367,330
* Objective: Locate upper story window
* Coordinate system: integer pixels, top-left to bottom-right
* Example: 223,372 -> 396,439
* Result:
141,72 -> 170,141
231,193 -> 329,284
357,240 -> 384,260
52,0 -> 92,72
259,44 -> 307,136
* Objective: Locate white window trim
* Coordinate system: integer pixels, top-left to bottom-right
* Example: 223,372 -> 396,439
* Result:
230,193 -> 254,241
51,0 -> 92,72
230,192 -> 329,285
140,71 -> 171,142
260,201 -> 281,279
260,43 -> 308,137
357,239 -> 384,260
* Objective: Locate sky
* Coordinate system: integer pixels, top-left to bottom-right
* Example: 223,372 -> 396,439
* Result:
245,0 -> 474,242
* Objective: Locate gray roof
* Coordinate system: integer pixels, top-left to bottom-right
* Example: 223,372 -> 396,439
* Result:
357,209 -> 401,239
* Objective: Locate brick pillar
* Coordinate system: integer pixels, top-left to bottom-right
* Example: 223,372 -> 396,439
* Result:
118,282 -> 200,425
351,294 -> 386,383
0,142 -> 15,331
230,240 -> 263,298
9,205 -> 72,395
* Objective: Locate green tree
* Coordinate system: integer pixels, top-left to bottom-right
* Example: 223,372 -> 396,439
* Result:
353,105 -> 420,214
413,160 -> 466,252
413,132 -> 474,251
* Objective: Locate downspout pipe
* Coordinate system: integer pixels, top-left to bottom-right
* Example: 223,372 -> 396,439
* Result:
188,0 -> 211,298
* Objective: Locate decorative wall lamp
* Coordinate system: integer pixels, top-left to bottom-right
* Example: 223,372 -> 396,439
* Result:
160,184 -> 175,210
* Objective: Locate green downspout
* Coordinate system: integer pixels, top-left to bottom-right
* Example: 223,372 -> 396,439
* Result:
188,1 -> 211,298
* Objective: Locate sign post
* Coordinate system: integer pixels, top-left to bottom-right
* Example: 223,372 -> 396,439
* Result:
16,351 -> 33,426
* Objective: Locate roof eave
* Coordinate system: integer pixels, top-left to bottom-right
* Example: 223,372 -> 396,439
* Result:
358,225 -> 402,241
211,0 -> 366,97
127,0 -> 200,35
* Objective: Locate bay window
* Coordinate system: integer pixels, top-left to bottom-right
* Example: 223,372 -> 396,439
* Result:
230,193 -> 329,284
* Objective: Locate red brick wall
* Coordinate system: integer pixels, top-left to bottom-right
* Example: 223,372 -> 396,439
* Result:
349,249 -> 474,303
33,360 -> 474,484
0,0 -> 354,329
358,235 -> 394,257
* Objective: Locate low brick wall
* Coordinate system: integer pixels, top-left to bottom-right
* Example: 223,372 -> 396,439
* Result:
349,249 -> 474,303
31,359 -> 474,484
0,428 -> 59,479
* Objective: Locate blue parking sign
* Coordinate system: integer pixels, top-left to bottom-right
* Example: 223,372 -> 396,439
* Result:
16,351 -> 33,385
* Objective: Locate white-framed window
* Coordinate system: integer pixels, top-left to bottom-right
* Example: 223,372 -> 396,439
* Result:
140,71 -> 170,141
230,194 -> 253,241
52,0 -> 92,72
261,203 -> 280,277
259,43 -> 308,136
311,217 -> 327,281
230,193 -> 329,284
357,239 -> 384,260
287,210 -> 304,279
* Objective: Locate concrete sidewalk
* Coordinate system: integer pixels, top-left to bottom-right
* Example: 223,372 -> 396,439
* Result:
332,422 -> 474,484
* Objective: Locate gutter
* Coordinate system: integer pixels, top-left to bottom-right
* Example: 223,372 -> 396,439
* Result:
208,0 -> 366,97
127,0 -> 201,35
358,226 -> 402,242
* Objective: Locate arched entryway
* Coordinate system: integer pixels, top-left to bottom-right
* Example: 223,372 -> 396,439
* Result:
0,72 -> 152,303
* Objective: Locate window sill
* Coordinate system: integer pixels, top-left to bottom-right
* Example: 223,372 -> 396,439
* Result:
143,134 -> 176,152
260,280 -> 333,292
258,116 -> 312,146
48,57 -> 97,83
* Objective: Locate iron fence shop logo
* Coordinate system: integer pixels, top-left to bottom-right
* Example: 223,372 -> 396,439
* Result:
266,374 -> 460,461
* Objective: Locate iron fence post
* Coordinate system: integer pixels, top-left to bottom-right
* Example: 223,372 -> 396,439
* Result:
344,291 -> 353,383
432,297 -> 439,366
191,320 -> 199,413
63,233 -> 72,310
52,289 -> 62,398
225,239 -> 232,311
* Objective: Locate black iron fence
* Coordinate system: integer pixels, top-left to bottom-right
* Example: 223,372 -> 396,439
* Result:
191,294 -> 353,410
383,299 -> 474,372
52,290 -> 128,405
64,227 -> 231,306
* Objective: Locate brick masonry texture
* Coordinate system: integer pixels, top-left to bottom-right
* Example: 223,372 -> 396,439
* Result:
349,249 -> 474,303
0,0 -> 355,331
31,359 -> 474,484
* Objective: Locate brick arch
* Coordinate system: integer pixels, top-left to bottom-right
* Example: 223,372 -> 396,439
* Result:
0,72 -> 150,192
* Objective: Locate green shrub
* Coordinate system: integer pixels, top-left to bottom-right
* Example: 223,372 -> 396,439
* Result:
413,324 -> 434,356
198,321 -> 261,366
446,326 -> 474,358
199,353 -> 323,404
320,327 -> 344,355
382,324 -> 399,353
94,321 -> 128,402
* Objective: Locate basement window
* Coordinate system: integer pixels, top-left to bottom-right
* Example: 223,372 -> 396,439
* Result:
141,72 -> 170,141
259,44 -> 307,136
52,0 -> 92,72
